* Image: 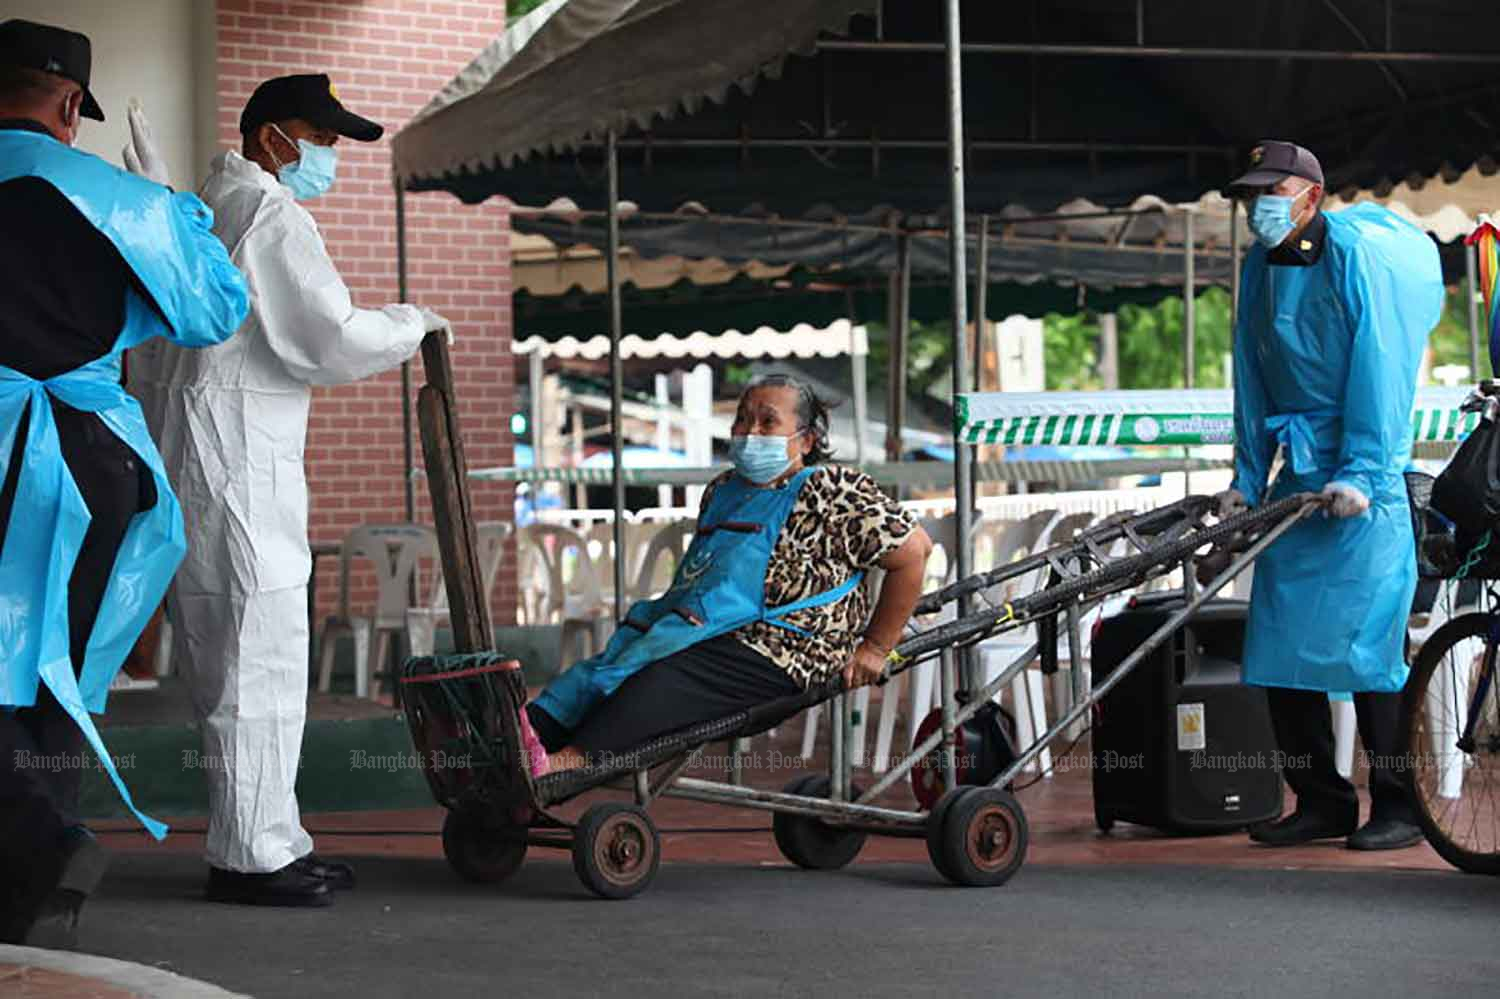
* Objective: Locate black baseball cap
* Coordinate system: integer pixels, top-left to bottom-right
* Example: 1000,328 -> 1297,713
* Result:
1225,140 -> 1324,197
0,19 -> 104,121
239,73 -> 382,142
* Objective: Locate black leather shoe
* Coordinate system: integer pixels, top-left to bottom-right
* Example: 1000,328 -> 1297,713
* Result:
1249,810 -> 1357,847
1347,817 -> 1424,851
206,864 -> 333,907
21,828 -> 110,951
290,853 -> 355,890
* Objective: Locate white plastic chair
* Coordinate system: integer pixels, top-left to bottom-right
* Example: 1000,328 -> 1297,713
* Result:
630,520 -> 694,602
861,511 -> 1026,774
316,523 -> 439,699
969,510 -> 1074,777
520,523 -> 613,662
406,521 -> 515,658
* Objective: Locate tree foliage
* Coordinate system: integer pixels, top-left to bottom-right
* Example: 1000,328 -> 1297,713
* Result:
508,0 -> 551,17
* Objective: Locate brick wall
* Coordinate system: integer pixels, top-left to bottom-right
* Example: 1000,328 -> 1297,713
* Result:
214,0 -> 518,634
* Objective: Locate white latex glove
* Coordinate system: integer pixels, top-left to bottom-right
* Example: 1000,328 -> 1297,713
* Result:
1213,488 -> 1248,519
1322,481 -> 1370,519
121,100 -> 171,187
419,307 -> 454,345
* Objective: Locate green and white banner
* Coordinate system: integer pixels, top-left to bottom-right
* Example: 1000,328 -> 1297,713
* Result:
955,388 -> 1476,447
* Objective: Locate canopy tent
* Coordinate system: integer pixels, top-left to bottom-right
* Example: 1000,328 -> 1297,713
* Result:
396,1 -> 1500,218
510,198 -> 1475,341
394,1 -> 1500,783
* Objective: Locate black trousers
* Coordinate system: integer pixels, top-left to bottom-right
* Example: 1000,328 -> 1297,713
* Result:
1265,686 -> 1418,825
527,633 -> 801,758
0,402 -> 147,936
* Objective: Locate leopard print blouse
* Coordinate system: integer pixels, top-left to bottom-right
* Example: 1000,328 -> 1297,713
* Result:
700,464 -> 918,687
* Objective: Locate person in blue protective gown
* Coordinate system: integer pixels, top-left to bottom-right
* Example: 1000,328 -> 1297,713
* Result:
0,20 -> 249,948
521,375 -> 934,772
1218,140 -> 1443,852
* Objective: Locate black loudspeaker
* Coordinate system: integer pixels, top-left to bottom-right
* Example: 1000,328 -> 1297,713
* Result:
1089,591 -> 1283,834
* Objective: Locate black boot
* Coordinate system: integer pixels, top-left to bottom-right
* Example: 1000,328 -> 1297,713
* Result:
1249,809 -> 1358,847
289,853 -> 355,890
206,863 -> 333,907
1347,817 -> 1423,851
22,827 -> 111,951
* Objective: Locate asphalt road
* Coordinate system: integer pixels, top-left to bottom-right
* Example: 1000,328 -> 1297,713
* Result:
74,852 -> 1499,998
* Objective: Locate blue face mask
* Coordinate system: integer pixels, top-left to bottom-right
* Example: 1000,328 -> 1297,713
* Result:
728,433 -> 798,485
1249,190 -> 1304,249
271,126 -> 338,201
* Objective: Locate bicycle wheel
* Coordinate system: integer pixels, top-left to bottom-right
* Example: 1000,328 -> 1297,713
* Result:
1401,612 -> 1500,874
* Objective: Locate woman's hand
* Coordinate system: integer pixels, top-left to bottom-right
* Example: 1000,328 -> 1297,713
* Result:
841,639 -> 888,689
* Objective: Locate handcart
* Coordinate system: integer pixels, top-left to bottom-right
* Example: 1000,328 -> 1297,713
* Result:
400,333 -> 1325,898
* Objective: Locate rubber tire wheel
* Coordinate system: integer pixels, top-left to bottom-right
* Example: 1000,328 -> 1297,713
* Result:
1400,612 -> 1500,875
925,787 -> 968,882
936,787 -> 1028,887
572,803 -> 662,899
772,775 -> 869,870
442,810 -> 527,884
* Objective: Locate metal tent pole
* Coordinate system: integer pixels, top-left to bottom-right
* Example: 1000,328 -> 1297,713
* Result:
970,215 -> 989,522
396,179 -> 415,524
973,216 -> 990,392
1183,208 -> 1195,496
887,235 -> 912,470
1468,241 -> 1482,378
941,0 -> 971,791
606,129 -> 626,622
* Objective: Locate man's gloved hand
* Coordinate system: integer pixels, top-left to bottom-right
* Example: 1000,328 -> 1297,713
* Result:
121,101 -> 171,187
1213,488 -> 1248,519
1322,481 -> 1370,519
418,307 -> 454,346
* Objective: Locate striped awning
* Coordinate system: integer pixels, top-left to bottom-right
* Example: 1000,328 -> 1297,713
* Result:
955,388 -> 1476,447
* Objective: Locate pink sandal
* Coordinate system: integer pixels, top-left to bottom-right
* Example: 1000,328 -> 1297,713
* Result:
516,705 -> 550,779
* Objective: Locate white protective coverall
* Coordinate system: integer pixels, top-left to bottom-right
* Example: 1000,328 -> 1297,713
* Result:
129,150 -> 426,872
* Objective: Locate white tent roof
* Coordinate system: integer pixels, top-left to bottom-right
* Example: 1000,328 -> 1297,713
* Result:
512,320 -> 868,360
393,0 -> 877,184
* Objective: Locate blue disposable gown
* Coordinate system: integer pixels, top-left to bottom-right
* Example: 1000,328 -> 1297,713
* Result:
0,130 -> 249,836
1232,204 -> 1443,693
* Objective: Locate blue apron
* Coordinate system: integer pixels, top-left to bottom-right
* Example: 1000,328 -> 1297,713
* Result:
533,467 -> 863,730
1231,205 -> 1443,693
0,130 -> 249,838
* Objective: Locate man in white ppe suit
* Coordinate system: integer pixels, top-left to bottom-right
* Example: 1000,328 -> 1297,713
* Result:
128,74 -> 447,907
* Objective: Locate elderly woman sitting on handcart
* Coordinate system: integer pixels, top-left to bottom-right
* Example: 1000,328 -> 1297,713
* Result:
517,374 -> 934,774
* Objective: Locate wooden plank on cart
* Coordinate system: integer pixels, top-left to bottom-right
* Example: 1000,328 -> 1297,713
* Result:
416,330 -> 492,652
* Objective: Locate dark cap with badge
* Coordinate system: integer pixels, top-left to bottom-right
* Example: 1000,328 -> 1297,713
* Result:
1225,140 -> 1324,198
239,74 -> 383,142
0,19 -> 104,121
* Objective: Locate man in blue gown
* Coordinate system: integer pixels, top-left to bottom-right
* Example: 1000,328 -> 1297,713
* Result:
1220,141 -> 1442,851
0,19 -> 248,946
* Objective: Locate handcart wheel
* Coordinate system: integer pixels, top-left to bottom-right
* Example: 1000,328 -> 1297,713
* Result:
934,787 -> 1028,887
924,787 -> 967,882
772,775 -> 868,871
442,810 -> 527,884
572,803 -> 661,899
1399,612 -> 1500,875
